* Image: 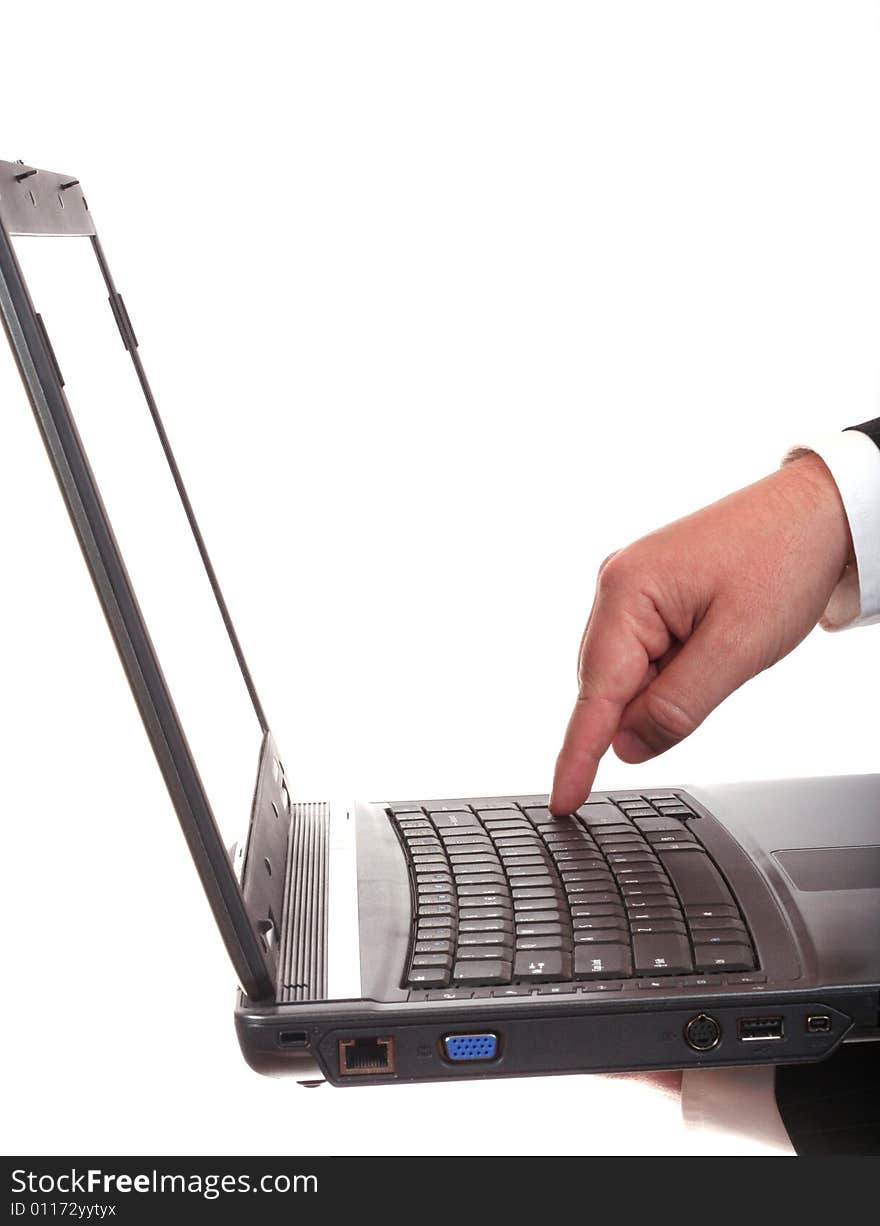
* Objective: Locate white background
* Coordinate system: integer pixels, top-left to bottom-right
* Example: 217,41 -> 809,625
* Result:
1,1 -> 879,1156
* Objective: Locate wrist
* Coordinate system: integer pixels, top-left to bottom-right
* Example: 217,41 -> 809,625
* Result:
783,450 -> 856,573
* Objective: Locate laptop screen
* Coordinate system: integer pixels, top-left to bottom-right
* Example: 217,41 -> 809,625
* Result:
8,234 -> 265,855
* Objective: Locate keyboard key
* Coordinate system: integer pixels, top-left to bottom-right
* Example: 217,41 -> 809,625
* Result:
574,944 -> 632,979
454,872 -> 507,887
693,944 -> 754,971
458,894 -> 511,910
426,987 -> 471,999
637,978 -> 683,990
458,930 -> 511,947
418,915 -> 455,930
412,858 -> 450,873
456,944 -> 514,960
629,920 -> 686,935
605,852 -> 657,868
620,884 -> 677,900
505,859 -> 552,873
412,953 -> 453,970
523,807 -> 559,824
688,915 -> 749,931
541,830 -> 594,844
614,870 -> 668,885
577,803 -> 629,826
685,904 -> 739,920
579,980 -> 624,993
559,869 -> 615,884
552,849 -> 605,863
572,914 -> 626,930
624,906 -> 683,921
431,811 -> 480,829
516,936 -> 569,951
418,903 -> 456,918
449,863 -> 503,879
694,927 -> 750,945
726,972 -> 767,985
512,886 -> 562,900
459,905 -> 511,921
451,864 -> 503,881
565,880 -> 616,895
460,917 -> 513,933
538,983 -> 578,995
645,829 -> 697,846
573,929 -> 628,944
632,933 -> 693,975
458,884 -> 510,898
593,831 -> 647,846
514,950 -> 572,980
634,816 -> 685,833
415,872 -> 453,886
657,849 -> 735,906
408,967 -> 450,986
492,986 -> 531,997
453,959 -> 512,985
415,939 -> 454,954
510,875 -> 555,890
654,804 -> 694,818
516,921 -> 566,937
512,908 -> 564,923
570,894 -> 622,911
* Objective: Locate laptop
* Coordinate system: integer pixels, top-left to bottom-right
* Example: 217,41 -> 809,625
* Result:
1,158 -> 878,1087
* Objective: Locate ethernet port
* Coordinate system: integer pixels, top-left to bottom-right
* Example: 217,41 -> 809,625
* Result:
338,1036 -> 396,1076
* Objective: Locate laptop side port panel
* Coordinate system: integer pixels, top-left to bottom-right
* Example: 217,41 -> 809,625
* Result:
311,997 -> 858,1085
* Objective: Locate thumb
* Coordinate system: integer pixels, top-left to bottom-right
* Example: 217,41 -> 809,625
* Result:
612,609 -> 757,763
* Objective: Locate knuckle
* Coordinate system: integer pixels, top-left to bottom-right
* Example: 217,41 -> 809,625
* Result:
596,548 -> 635,593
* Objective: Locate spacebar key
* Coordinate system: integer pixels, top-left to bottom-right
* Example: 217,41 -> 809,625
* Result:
453,959 -> 512,986
656,849 -> 735,907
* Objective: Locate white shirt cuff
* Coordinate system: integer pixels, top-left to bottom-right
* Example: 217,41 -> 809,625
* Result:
784,431 -> 880,630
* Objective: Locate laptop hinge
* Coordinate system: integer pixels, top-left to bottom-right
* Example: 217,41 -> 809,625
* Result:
240,732 -> 293,1001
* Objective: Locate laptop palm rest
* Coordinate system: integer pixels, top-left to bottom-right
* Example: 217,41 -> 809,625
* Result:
774,847 -> 880,892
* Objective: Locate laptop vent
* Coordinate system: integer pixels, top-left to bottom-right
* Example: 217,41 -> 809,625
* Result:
278,801 -> 329,1002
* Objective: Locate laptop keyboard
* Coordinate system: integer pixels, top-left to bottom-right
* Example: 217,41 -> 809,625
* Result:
389,794 -> 757,993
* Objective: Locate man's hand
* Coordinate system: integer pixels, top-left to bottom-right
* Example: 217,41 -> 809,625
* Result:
549,453 -> 854,815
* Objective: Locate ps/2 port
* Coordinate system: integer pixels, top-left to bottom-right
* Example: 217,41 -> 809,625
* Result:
684,1013 -> 722,1051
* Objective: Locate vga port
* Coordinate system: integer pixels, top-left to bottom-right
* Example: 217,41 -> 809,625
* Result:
442,1033 -> 499,1062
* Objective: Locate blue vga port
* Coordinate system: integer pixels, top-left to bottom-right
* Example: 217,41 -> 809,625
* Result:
442,1033 -> 499,1062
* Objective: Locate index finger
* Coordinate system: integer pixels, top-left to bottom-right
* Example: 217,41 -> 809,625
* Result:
549,591 -> 662,814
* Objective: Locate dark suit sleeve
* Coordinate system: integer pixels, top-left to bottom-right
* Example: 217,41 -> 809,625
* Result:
845,417 -> 880,451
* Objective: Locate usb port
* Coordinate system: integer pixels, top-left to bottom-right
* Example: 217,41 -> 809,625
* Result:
737,1016 -> 784,1042
806,1014 -> 832,1034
